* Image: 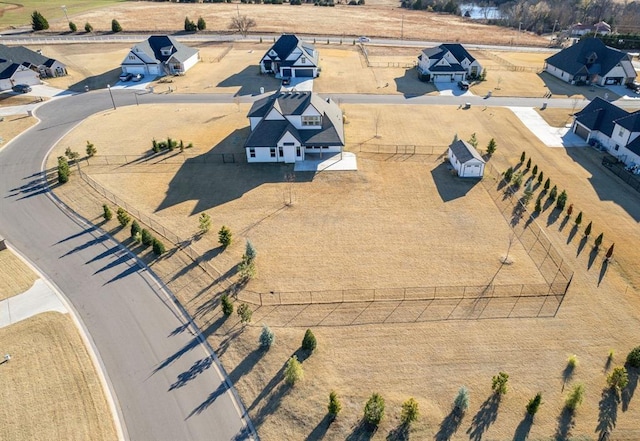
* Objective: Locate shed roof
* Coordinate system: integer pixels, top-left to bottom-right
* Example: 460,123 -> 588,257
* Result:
449,139 -> 485,164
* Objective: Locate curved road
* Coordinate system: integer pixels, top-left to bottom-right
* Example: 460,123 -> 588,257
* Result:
0,90 -> 256,441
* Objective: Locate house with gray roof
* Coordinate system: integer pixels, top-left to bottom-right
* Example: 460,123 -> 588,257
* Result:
260,34 -> 319,79
447,139 -> 485,178
572,97 -> 640,167
544,37 -> 636,87
416,43 -> 483,83
0,44 -> 66,91
120,35 -> 199,78
245,91 -> 344,163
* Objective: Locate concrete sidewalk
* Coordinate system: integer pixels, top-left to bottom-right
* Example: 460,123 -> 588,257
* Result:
507,106 -> 587,148
0,279 -> 67,328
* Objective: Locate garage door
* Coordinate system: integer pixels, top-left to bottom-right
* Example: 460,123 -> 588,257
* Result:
433,74 -> 451,82
463,164 -> 481,177
574,123 -> 590,140
295,69 -> 315,77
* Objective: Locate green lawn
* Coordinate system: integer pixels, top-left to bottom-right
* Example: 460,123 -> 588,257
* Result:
0,0 -> 126,29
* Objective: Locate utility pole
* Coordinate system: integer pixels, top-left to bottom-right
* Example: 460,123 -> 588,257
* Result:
401,14 -> 404,40
61,5 -> 69,22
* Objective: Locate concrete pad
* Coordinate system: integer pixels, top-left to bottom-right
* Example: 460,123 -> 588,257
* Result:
508,106 -> 587,148
605,84 -> 640,101
281,78 -> 314,92
0,279 -> 67,328
31,84 -> 75,99
434,82 -> 474,97
294,151 -> 357,172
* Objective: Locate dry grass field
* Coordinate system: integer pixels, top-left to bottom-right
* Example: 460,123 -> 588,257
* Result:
0,312 -> 117,441
46,101 -> 640,440
0,248 -> 38,301
0,115 -> 37,150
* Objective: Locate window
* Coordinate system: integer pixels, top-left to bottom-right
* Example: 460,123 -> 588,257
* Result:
270,148 -> 276,158
618,128 -> 625,137
301,57 -> 306,64
614,145 -> 619,151
128,55 -> 136,60
249,148 -> 256,158
302,115 -> 322,126
296,146 -> 301,157
278,146 -> 284,157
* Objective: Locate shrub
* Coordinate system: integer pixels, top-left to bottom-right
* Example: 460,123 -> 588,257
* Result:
57,156 -> 69,184
531,164 -> 538,177
328,390 -> 342,418
102,204 -> 113,221
454,386 -> 469,414
503,166 -> 513,183
69,21 -> 77,32
237,303 -> 252,323
184,17 -> 197,32
111,18 -> 122,33
221,294 -> 233,316
152,238 -> 165,256
116,208 -> 130,227
284,355 -> 303,385
84,22 -> 93,32
594,232 -> 603,247
302,328 -> 317,352
199,212 -> 212,233
549,185 -> 557,201
556,190 -> 567,210
31,11 -> 49,31
520,151 -> 526,163
141,229 -> 154,247
567,354 -> 578,368
401,397 -> 419,425
537,171 -> 544,184
627,346 -> 640,368
197,16 -> 206,30
584,221 -> 592,237
218,225 -> 232,248
86,141 -> 96,157
565,383 -> 585,410
363,393 -> 385,426
491,371 -> 509,395
130,220 -> 141,238
526,392 -> 542,416
259,324 -> 275,349
607,366 -> 629,390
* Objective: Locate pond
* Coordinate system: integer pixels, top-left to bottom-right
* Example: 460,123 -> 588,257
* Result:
460,3 -> 504,20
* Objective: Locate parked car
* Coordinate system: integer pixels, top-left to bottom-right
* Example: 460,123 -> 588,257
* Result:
282,78 -> 291,86
458,80 -> 470,90
626,81 -> 640,92
132,73 -> 144,82
12,84 -> 32,93
358,36 -> 371,43
119,72 -> 133,82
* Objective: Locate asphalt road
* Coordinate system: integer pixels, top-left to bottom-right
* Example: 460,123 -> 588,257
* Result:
0,90 -> 256,441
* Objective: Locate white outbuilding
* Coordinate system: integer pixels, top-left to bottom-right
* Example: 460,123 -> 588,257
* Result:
447,140 -> 485,178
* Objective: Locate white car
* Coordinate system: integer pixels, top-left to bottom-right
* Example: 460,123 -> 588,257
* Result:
358,36 -> 371,43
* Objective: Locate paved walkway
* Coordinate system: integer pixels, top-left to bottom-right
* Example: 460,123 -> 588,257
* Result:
507,106 -> 587,148
0,279 -> 67,328
294,151 -> 358,171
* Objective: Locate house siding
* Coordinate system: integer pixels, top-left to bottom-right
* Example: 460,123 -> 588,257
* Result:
246,147 -> 278,163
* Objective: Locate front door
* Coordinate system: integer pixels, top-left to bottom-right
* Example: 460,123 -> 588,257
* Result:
283,144 -> 296,163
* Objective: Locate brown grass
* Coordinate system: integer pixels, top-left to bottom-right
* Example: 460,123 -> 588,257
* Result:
535,108 -> 576,127
0,248 -> 38,301
0,115 -> 37,149
0,312 -> 117,441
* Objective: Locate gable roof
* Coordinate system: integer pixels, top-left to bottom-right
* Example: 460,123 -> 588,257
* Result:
449,140 -> 485,164
262,34 -> 318,67
614,112 -> 640,133
545,37 -> 631,77
246,91 -> 344,147
419,43 -> 476,64
130,35 -> 198,64
0,44 -> 61,79
574,97 -> 630,137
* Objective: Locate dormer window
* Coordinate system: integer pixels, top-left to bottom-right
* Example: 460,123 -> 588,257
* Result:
586,52 -> 597,64
161,46 -> 174,56
302,115 -> 322,126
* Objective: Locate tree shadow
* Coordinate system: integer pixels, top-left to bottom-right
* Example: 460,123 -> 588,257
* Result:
168,356 -> 213,391
186,381 -> 228,418
227,347 -> 267,385
562,363 -> 576,389
345,419 -> 376,441
386,422 -> 409,441
524,211 -> 539,229
543,196 -> 555,212
576,235 -> 589,257
596,387 -> 619,440
558,214 -> 570,232
304,414 -> 333,441
567,224 -> 579,244
598,259 -> 609,286
512,413 -> 533,441
466,394 -> 500,441
622,366 -> 638,411
555,407 -> 576,440
435,408 -> 463,441
547,207 -> 561,226
588,246 -> 600,270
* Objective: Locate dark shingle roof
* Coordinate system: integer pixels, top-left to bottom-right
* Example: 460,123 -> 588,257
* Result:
614,112 -> 640,132
545,37 -> 631,77
132,35 -> 198,64
626,135 -> 640,156
262,34 -> 318,66
0,44 -> 60,79
245,120 -> 294,147
449,140 -> 484,164
574,97 -> 629,137
420,43 -> 475,64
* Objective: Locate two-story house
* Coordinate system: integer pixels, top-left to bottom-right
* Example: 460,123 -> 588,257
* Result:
260,34 -> 319,79
120,35 -> 199,78
0,44 -> 66,91
244,91 -> 344,163
416,43 -> 483,83
572,97 -> 640,166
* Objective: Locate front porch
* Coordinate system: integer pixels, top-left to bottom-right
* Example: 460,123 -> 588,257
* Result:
293,152 -> 358,172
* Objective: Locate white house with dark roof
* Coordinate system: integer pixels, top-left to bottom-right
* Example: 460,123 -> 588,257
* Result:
260,34 -> 319,79
417,43 -> 483,82
544,37 -> 636,86
570,21 -> 611,37
245,91 -> 344,163
0,44 -> 66,91
120,35 -> 199,77
572,97 -> 640,167
448,139 -> 485,178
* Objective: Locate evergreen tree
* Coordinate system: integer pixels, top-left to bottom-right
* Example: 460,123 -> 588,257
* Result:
584,221 -> 592,237
130,220 -> 141,238
284,355 -> 303,385
198,212 -> 212,233
57,156 -> 70,184
86,141 -> 97,157
328,391 -> 342,419
31,11 -> 49,31
237,303 -> 252,323
401,397 -> 419,426
594,232 -> 603,247
221,294 -> 233,316
537,171 -> 544,184
526,158 -> 532,169
492,371 -> 509,395
454,386 -> 469,414
503,166 -> 513,183
486,138 -> 497,156
302,329 -> 317,351
259,324 -> 275,349
197,17 -> 207,30
556,190 -> 568,210
543,178 -> 550,191
69,21 -> 77,32
218,225 -> 232,248
520,151 -> 526,163
184,17 -> 197,32
111,19 -> 122,33
116,207 -> 131,227
102,204 -> 112,221
575,211 -> 583,226
526,393 -> 542,416
531,164 -> 538,177
363,393 -> 385,426
84,22 -> 93,33
468,132 -> 478,148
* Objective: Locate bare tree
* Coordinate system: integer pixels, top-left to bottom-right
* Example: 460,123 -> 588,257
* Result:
229,15 -> 256,38
374,110 -> 382,138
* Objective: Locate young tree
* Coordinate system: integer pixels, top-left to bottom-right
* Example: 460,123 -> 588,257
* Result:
605,243 -> 615,261
302,328 -> 317,352
197,17 -> 207,31
531,164 -> 538,177
237,303 -> 252,324
565,383 -> 585,411
328,391 -> 342,419
184,17 -> 197,32
511,171 -> 523,189
65,147 -> 80,161
468,132 -> 478,148
575,211 -> 583,226
567,354 -> 578,369
401,397 -> 419,426
363,393 -> 385,426
218,225 -> 232,248
584,221 -> 592,237
116,207 -> 131,227
543,177 -> 551,191
594,232 -> 604,248
259,324 -> 275,349
69,21 -> 77,32
229,15 -> 256,37
486,138 -> 497,156
503,166 -> 513,183
130,220 -> 141,238
152,238 -> 166,256
526,392 -> 542,416
556,190 -> 568,210
86,141 -> 97,157
626,346 -> 640,368
537,171 -> 544,184
244,240 -> 257,262
548,185 -> 558,201
221,294 -> 234,316
84,22 -> 93,33
522,180 -> 534,205
111,19 -> 122,33
567,204 -> 573,216
284,355 -> 304,385
526,157 -> 532,169
141,229 -> 154,247
31,11 -> 49,31
520,151 -> 526,163
607,366 -> 629,391
102,204 -> 113,221
198,212 -> 212,233
238,259 -> 256,280
454,386 -> 469,414
57,156 -> 70,184
491,371 -> 509,395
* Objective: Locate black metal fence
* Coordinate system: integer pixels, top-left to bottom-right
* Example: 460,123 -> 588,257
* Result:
80,151 -> 245,166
